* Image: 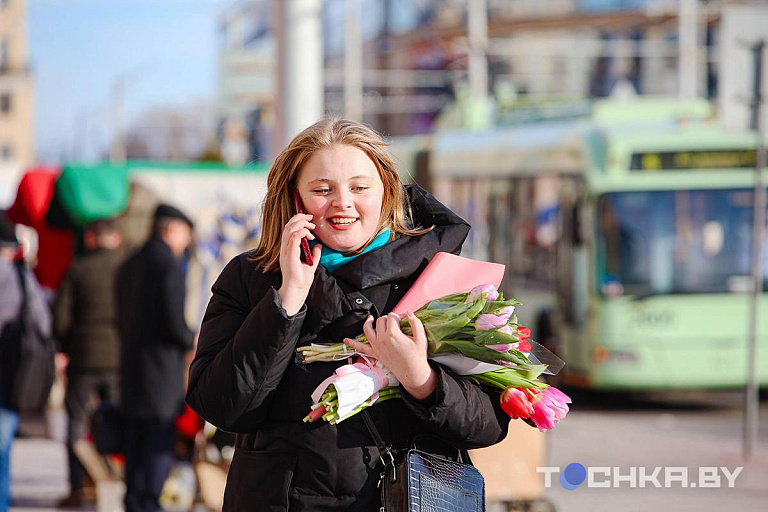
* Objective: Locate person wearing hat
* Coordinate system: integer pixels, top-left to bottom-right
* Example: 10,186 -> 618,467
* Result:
53,218 -> 125,508
0,211 -> 52,512
116,204 -> 195,512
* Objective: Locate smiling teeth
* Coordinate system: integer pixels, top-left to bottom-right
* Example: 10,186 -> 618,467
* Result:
330,218 -> 357,225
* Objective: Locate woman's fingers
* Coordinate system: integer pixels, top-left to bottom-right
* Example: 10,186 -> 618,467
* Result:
344,337 -> 373,356
289,228 -> 314,243
406,311 -> 426,343
362,315 -> 376,345
284,225 -> 315,244
386,313 -> 402,337
375,315 -> 389,341
282,215 -> 315,241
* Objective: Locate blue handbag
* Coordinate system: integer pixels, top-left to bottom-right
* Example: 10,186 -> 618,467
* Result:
362,411 -> 485,512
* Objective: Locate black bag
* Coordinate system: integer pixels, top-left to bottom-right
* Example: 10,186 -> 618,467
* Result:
362,411 -> 485,512
0,261 -> 56,413
91,400 -> 125,454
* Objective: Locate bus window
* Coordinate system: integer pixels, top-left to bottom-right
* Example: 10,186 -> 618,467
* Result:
597,189 -> 765,296
488,177 -> 558,291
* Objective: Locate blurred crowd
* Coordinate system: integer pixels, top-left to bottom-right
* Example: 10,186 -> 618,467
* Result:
0,206 -> 226,512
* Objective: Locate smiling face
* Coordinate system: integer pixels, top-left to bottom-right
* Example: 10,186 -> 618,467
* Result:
296,144 -> 385,253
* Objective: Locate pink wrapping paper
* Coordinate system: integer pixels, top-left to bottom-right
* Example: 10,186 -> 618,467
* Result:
391,252 -> 505,314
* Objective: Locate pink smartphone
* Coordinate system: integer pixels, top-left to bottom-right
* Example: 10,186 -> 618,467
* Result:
293,189 -> 314,266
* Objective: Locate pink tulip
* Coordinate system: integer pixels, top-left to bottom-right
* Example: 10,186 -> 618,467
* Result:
487,343 -> 513,352
498,325 -> 515,335
476,314 -> 506,331
500,387 -> 534,419
469,284 -> 499,301
530,387 -> 571,432
497,306 -> 515,322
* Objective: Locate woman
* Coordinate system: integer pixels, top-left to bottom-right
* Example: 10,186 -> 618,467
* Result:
186,119 -> 509,511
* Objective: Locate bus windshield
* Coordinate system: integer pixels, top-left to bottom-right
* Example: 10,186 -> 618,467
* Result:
598,189 -> 766,296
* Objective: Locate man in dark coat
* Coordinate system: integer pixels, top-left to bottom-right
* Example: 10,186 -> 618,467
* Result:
53,218 -> 124,507
186,185 -> 510,511
116,204 -> 195,512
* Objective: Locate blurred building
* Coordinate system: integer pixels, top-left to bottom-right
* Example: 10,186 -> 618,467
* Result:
217,0 -> 275,165
366,0 -> 714,134
0,0 -> 34,170
216,0 -> 766,158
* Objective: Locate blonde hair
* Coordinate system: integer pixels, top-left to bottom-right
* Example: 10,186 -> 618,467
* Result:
251,118 -> 433,272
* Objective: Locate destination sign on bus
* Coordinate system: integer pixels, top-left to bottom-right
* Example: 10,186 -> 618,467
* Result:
630,149 -> 763,171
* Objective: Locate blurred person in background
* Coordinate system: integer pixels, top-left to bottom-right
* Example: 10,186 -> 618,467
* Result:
0,211 -> 52,512
53,219 -> 124,508
116,204 -> 195,512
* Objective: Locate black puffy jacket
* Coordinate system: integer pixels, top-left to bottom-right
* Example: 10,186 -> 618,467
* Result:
186,185 -> 510,511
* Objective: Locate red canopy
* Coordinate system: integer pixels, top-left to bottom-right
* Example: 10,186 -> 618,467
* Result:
7,167 -> 74,290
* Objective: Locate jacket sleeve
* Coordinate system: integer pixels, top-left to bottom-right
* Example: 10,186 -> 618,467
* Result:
161,260 -> 194,349
52,270 -> 73,353
400,361 -> 510,450
185,256 -> 306,433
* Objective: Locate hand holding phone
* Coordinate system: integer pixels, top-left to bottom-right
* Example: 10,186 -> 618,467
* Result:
293,189 -> 314,266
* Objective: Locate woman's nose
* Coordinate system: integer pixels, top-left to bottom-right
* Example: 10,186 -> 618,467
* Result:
331,189 -> 353,210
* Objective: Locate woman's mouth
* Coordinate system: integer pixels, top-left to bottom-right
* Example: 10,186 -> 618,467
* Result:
328,217 -> 358,230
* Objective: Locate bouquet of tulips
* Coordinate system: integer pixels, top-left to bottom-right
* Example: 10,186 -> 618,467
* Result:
298,284 -> 571,431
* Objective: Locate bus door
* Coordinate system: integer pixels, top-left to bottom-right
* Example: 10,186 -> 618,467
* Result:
552,178 -> 590,373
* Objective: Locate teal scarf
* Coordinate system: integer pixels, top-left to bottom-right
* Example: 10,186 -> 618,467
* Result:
310,229 -> 391,273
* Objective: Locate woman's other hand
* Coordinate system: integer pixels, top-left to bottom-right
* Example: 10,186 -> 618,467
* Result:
344,312 -> 437,400
278,213 -> 322,316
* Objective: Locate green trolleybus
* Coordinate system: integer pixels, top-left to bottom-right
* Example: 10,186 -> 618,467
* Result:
392,99 -> 768,390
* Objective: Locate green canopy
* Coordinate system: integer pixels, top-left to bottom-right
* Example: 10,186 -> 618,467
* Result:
46,164 -> 130,228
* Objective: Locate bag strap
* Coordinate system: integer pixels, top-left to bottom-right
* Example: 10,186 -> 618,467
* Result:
361,410 -> 476,480
361,410 -> 397,484
14,260 -> 29,329
409,433 -> 474,465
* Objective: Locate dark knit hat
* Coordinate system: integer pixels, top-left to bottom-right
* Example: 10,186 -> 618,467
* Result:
154,203 -> 194,229
0,210 -> 18,247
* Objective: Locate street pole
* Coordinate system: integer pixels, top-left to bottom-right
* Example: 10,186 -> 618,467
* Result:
678,0 -> 698,98
344,0 -> 363,121
275,0 -> 324,150
74,107 -> 88,162
109,78 -> 125,163
745,39 -> 766,461
467,0 -> 488,101
109,67 -> 148,163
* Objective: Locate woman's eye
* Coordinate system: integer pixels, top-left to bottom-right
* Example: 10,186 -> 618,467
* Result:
314,188 -> 331,194
353,186 -> 369,192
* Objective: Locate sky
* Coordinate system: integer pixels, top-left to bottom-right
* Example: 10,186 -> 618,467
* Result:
28,0 -> 232,162
25,0 -> 644,163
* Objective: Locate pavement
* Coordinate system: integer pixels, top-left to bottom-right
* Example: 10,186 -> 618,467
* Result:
10,438 -> 80,512
544,390 -> 768,512
8,393 -> 768,512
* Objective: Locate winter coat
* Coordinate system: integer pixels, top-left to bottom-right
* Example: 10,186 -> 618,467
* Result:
186,185 -> 510,511
53,247 -> 124,372
0,258 -> 52,391
117,236 -> 194,421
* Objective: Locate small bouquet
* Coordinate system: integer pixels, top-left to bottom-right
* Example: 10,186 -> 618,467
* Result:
298,283 -> 570,431
303,360 -> 401,424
